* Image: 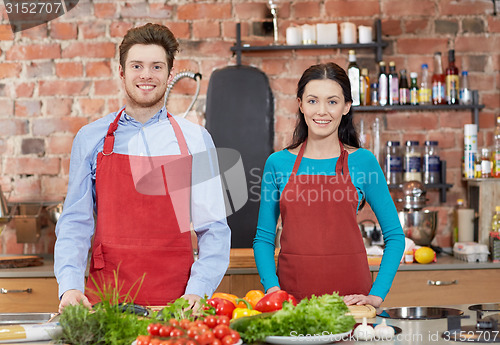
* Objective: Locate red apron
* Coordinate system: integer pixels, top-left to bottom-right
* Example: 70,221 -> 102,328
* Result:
278,139 -> 372,300
85,109 -> 194,306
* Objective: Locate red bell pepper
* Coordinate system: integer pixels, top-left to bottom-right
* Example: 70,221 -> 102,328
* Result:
206,297 -> 236,318
254,290 -> 298,312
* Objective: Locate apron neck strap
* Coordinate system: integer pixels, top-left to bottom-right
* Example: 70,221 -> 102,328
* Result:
291,139 -> 348,176
291,139 -> 307,177
102,109 -> 190,156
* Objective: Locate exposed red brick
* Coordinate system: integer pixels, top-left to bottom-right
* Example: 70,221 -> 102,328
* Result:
2,227 -> 25,254
397,38 -> 447,55
15,83 -> 35,98
21,24 -> 48,39
292,1 -> 321,18
39,81 -> 91,96
382,0 -> 435,16
6,44 -> 61,61
455,36 -> 499,53
325,0 -> 380,17
94,79 -> 121,96
61,158 -> 71,175
261,59 -> 288,77
79,22 -> 106,39
46,135 -> 74,155
4,157 -> 60,175
177,3 -> 232,21
32,117 -> 88,136
192,21 -> 220,39
149,3 -> 174,19
44,98 -> 73,117
94,3 -> 118,19
234,3 -> 268,19
271,77 -> 298,96
0,100 -> 15,118
488,16 -> 500,33
275,114 -> 297,134
121,2 -> 148,18
55,62 -> 84,78
50,22 -> 77,40
62,42 -> 116,59
86,61 -> 112,77
79,98 -> 106,116
0,24 -> 14,40
110,22 -> 134,38
15,100 -> 42,117
405,19 -> 430,35
439,0 -> 491,16
0,63 -> 21,78
41,176 -> 68,197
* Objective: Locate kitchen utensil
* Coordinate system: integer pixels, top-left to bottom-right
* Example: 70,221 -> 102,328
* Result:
379,306 -> 463,320
205,65 -> 273,248
400,180 -> 428,210
0,313 -> 58,326
398,210 -> 438,246
0,255 -> 43,268
47,202 -> 63,224
164,70 -> 202,118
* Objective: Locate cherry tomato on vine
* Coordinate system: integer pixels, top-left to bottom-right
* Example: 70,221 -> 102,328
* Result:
213,325 -> 230,340
147,323 -> 162,336
216,315 -> 230,326
135,335 -> 151,345
203,315 -> 218,329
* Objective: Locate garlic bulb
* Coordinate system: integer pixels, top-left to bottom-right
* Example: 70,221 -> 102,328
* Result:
353,317 -> 375,341
374,319 -> 395,340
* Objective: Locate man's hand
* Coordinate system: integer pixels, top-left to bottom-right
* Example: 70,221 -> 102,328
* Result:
58,289 -> 92,313
343,294 -> 383,308
266,286 -> 280,294
181,294 -> 202,313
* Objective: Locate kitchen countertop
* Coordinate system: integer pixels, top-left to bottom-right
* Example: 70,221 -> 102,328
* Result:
1,252 -> 500,278
4,302 -> 499,344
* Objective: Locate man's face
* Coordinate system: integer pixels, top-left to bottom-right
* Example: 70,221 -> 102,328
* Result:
119,44 -> 171,111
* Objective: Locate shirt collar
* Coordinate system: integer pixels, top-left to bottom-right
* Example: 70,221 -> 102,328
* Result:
119,106 -> 169,126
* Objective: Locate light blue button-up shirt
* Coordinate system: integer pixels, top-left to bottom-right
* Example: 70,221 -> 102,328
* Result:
54,106 -> 231,299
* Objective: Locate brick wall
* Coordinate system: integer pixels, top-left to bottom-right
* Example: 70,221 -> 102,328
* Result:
0,0 -> 498,253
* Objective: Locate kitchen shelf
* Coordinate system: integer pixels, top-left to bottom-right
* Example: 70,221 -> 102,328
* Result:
388,160 -> 452,203
354,91 -> 485,126
231,19 -> 388,65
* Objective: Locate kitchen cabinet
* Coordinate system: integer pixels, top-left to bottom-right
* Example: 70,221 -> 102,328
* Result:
0,278 -> 59,312
377,268 -> 500,307
215,273 -> 263,297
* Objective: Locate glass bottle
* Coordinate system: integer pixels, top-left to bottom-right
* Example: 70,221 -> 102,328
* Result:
360,68 -> 371,106
491,206 -> 500,262
423,140 -> 440,184
388,61 -> 399,105
432,52 -> 446,105
493,115 -> 500,178
399,69 -> 410,105
410,72 -> 419,105
384,141 -> 403,185
453,198 -> 465,245
370,83 -> 379,106
404,140 -> 422,182
459,71 -> 472,105
481,148 -> 492,178
378,61 -> 388,106
446,49 -> 460,105
419,63 -> 431,105
348,50 -> 361,106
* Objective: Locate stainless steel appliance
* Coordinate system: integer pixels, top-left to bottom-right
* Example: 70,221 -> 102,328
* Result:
442,304 -> 500,342
379,306 -> 463,320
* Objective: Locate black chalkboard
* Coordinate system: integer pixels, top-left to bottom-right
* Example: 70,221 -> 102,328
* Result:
205,65 -> 274,248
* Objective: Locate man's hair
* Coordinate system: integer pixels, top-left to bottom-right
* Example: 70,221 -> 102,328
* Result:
119,23 -> 179,71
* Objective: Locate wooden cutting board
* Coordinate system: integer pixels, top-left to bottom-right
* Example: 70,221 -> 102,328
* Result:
346,304 -> 377,319
0,255 -> 43,268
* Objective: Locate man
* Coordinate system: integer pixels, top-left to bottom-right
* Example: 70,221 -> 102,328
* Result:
54,23 -> 230,312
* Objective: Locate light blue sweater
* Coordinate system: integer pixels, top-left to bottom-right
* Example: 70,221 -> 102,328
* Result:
253,148 -> 405,300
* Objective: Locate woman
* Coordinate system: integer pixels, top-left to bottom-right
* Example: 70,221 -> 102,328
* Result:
253,62 -> 405,307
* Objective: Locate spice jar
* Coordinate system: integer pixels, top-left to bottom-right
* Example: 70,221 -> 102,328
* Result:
404,140 -> 422,182
481,148 -> 492,178
384,141 -> 403,185
423,141 -> 440,184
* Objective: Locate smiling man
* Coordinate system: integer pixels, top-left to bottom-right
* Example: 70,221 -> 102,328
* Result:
54,23 -> 231,312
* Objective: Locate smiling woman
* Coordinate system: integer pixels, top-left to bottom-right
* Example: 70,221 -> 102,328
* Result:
253,62 -> 405,307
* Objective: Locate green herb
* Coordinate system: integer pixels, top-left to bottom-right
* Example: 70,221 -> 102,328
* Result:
159,296 -> 213,321
231,293 -> 356,343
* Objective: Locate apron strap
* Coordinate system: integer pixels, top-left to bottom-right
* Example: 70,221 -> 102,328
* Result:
335,140 -> 348,176
102,108 -> 124,155
291,139 -> 307,177
102,109 -> 190,156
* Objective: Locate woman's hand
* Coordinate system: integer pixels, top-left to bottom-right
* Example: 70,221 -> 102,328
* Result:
343,294 -> 383,307
58,289 -> 92,313
266,286 -> 280,294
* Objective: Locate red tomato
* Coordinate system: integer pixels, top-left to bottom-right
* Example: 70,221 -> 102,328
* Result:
147,323 -> 162,336
213,325 -> 230,340
136,335 -> 151,345
221,335 -> 234,345
159,325 -> 173,338
149,338 -> 162,345
198,331 -> 215,345
180,319 -> 191,330
169,319 -> 180,328
170,328 -> 185,338
173,338 -> 187,345
211,339 -> 222,345
204,315 -> 218,329
193,320 -> 205,328
216,316 -> 230,326
186,341 -> 198,345
159,340 -> 174,345
187,326 -> 200,338
229,330 -> 240,343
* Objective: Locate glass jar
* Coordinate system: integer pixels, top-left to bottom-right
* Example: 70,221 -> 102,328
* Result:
384,141 -> 403,185
404,140 -> 422,182
481,147 -> 492,178
423,140 -> 440,184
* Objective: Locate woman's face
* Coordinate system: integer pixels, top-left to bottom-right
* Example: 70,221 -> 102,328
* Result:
298,78 -> 352,141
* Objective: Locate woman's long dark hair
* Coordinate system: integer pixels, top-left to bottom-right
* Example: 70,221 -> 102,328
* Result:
285,62 -> 360,150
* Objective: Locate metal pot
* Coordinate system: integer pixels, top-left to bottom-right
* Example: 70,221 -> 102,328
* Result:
398,210 -> 438,246
398,180 -> 428,210
46,203 -> 63,224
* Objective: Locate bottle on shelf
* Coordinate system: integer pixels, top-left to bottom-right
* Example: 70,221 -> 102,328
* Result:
419,63 -> 431,105
384,141 -> 403,185
404,140 -> 422,182
360,68 -> 371,106
493,115 -> 500,178
410,72 -> 419,105
446,49 -> 460,105
399,69 -> 410,105
388,61 -> 399,105
378,61 -> 388,106
481,147 -> 492,178
423,140 -> 440,184
347,50 -> 361,106
432,52 -> 446,105
490,206 -> 500,262
475,153 -> 482,178
370,82 -> 379,106
459,71 -> 472,105
452,198 -> 466,245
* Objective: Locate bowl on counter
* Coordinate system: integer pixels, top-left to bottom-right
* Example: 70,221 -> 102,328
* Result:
398,210 -> 438,246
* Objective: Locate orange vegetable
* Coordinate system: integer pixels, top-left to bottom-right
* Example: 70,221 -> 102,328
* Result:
237,290 -> 265,308
211,292 -> 238,306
